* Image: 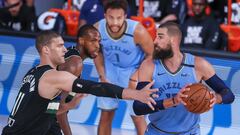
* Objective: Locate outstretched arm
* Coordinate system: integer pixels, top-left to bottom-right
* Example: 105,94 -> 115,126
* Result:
39,70 -> 158,106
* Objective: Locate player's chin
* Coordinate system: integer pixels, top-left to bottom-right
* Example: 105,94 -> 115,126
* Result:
110,27 -> 120,33
60,59 -> 65,64
90,52 -> 99,59
90,54 -> 98,59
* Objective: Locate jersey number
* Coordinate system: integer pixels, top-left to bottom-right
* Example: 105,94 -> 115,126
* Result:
113,53 -> 120,63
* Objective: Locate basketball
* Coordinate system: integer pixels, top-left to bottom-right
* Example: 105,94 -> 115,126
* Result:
182,83 -> 213,114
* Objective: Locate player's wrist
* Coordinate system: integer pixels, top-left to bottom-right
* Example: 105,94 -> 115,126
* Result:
99,75 -> 107,82
171,96 -> 178,105
122,88 -> 136,100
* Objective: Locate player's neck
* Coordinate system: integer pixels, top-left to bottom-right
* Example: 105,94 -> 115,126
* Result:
39,56 -> 57,69
164,52 -> 183,71
107,21 -> 126,39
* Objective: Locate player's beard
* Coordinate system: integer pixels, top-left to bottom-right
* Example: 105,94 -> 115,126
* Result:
153,43 -> 173,60
84,47 -> 99,59
83,47 -> 93,58
106,21 -> 125,33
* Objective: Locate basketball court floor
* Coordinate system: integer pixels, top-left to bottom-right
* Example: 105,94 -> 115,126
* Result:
1,115 -> 239,135
0,115 -> 135,135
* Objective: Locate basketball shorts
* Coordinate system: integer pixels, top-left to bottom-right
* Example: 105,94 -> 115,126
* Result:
145,123 -> 200,135
97,63 -> 138,116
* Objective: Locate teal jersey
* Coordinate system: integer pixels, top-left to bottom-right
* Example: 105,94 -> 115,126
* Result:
98,19 -> 144,68
149,53 -> 200,132
98,19 -> 145,87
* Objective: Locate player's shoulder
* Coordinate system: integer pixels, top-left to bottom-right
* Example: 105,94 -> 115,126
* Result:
94,21 -> 100,29
43,70 -> 73,82
65,56 -> 83,67
140,58 -> 154,70
133,21 -> 149,38
194,56 -> 212,70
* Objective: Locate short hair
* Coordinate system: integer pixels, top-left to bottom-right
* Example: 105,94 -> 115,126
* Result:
77,24 -> 99,39
104,0 -> 128,14
35,30 -> 60,53
158,21 -> 182,39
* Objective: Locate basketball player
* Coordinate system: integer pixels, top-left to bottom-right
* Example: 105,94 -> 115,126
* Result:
94,0 -> 154,135
133,22 -> 235,135
49,24 -> 101,135
1,30 -> 158,135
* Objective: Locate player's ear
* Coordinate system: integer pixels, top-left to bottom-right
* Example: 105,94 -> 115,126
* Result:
42,45 -> 50,55
78,37 -> 84,46
170,36 -> 176,44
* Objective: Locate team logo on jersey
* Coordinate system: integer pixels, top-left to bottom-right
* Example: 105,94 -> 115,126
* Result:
157,72 -> 166,76
181,73 -> 189,77
37,11 -> 59,30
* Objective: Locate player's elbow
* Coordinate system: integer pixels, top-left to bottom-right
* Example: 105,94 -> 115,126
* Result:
226,92 -> 235,104
221,90 -> 235,104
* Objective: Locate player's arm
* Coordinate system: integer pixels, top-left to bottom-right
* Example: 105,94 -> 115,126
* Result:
133,59 -> 188,115
93,23 -> 108,82
134,23 -> 154,60
40,70 -> 158,105
57,56 -> 84,135
93,51 -> 108,82
57,56 -> 84,113
195,56 -> 235,105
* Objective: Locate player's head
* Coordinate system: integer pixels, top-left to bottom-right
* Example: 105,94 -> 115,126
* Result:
36,30 -> 66,66
192,0 -> 207,17
104,0 -> 128,33
77,24 -> 101,59
4,0 -> 22,17
153,22 -> 182,60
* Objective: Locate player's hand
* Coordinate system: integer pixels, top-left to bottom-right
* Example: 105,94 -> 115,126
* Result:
99,75 -> 110,83
137,81 -> 158,110
209,91 -> 217,108
175,84 -> 191,105
67,94 -> 87,110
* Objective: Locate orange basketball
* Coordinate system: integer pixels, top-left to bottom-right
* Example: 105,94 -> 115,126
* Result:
182,83 -> 213,114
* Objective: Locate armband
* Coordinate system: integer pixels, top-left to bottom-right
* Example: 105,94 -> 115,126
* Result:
72,78 -> 124,99
205,74 -> 235,104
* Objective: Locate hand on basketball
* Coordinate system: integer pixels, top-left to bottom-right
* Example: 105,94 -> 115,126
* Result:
209,91 -> 217,108
138,80 -> 158,110
175,84 -> 191,105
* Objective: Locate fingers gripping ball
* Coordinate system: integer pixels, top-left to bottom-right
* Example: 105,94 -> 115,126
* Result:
182,83 -> 213,114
